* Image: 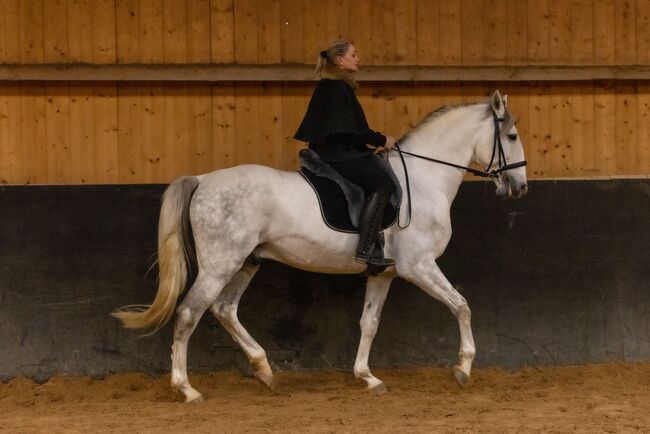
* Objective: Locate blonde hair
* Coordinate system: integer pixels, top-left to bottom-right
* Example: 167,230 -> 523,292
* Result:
314,39 -> 357,89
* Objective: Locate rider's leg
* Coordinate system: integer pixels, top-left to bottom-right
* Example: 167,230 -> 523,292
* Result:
329,156 -> 396,266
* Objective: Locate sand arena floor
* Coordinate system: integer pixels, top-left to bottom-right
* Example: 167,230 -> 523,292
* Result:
1,362 -> 649,433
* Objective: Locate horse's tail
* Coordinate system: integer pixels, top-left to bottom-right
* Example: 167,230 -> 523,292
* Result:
112,176 -> 199,333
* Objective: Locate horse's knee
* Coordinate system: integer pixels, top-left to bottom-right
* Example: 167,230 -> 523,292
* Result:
456,303 -> 471,322
213,301 -> 237,322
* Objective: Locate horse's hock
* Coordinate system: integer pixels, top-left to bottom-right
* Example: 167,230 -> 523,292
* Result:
1,179 -> 648,381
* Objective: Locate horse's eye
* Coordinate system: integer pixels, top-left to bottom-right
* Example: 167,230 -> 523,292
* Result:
507,133 -> 517,141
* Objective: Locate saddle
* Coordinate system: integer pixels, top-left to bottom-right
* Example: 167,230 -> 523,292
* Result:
298,149 -> 402,233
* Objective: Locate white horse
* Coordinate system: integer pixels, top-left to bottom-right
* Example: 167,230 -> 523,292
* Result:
114,90 -> 528,402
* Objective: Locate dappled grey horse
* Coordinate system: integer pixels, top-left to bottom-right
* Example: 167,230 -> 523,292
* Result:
114,90 -> 528,402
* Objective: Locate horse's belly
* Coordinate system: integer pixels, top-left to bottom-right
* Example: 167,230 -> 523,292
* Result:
254,237 -> 367,275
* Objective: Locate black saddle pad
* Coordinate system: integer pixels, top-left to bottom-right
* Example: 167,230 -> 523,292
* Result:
300,168 -> 398,233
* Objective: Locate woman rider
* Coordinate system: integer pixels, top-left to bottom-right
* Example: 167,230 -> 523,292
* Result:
294,40 -> 397,268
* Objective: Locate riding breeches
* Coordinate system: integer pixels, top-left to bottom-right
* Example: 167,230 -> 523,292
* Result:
328,155 -> 396,196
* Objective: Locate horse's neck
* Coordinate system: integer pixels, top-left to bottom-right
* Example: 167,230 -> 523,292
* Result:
394,106 -> 488,208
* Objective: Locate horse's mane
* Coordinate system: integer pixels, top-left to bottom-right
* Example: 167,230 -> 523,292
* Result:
401,100 -> 515,142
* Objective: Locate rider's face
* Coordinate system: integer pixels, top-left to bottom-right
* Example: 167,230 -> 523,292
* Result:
337,45 -> 359,73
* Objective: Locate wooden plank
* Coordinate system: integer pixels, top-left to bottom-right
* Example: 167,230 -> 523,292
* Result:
371,0 -> 394,65
93,84 -> 119,183
326,0 -> 349,41
348,0 -> 372,62
210,0 -> 235,63
165,85 -> 191,180
234,83 -> 259,164
20,0 -> 44,63
394,0 -> 416,65
549,0 -> 571,64
258,82 -> 283,167
233,0 -> 257,63
163,0 -> 188,63
0,85 -> 23,183
505,0 -> 528,65
416,0 -> 439,66
280,0 -> 304,63
461,0 -> 483,66
303,0 -> 327,64
280,82 -> 307,170
187,0 -> 211,63
212,83 -> 236,169
5,64 -> 650,82
438,0 -> 461,65
638,0 -> 650,64
258,0 -> 281,64
549,83 -> 572,177
69,85 -> 95,183
187,85 -> 213,174
140,85 -> 166,182
483,0 -> 506,65
527,0 -> 550,65
45,84 -> 72,183
116,0 -> 141,63
571,0 -> 594,65
571,82 -> 596,176
117,84 -> 143,182
638,82 -> 650,173
615,82 -> 637,175
91,0 -> 117,64
504,82 -> 530,170
593,81 -> 616,174
528,82 -> 552,178
2,0 -> 22,63
68,0 -> 94,63
21,84 -> 48,183
383,82 -> 418,142
140,0 -> 164,63
593,0 -> 615,64
615,0 -> 636,65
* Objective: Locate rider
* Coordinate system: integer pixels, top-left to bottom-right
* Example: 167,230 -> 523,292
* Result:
294,39 -> 396,268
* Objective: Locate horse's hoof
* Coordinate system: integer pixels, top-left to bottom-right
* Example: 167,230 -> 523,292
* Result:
186,394 -> 205,404
255,371 -> 274,390
453,366 -> 470,387
370,382 -> 387,395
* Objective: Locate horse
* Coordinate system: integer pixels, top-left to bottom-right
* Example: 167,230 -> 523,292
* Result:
113,90 -> 528,403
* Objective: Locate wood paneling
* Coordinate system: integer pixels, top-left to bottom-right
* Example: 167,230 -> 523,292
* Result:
3,1 -> 650,66
1,1 -> 650,185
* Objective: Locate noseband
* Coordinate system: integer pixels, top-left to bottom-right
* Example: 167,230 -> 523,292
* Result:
392,110 -> 528,228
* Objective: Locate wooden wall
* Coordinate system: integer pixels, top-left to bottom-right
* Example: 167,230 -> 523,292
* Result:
0,0 -> 649,184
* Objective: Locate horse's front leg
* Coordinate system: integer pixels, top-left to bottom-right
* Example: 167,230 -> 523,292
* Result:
402,255 -> 475,386
354,274 -> 393,393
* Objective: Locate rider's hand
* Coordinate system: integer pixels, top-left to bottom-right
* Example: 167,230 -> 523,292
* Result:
384,136 -> 396,151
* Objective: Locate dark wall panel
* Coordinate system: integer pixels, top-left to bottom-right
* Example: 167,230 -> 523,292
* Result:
1,180 -> 649,381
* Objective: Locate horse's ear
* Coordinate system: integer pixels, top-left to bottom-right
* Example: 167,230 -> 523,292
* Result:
503,94 -> 508,107
491,90 -> 506,118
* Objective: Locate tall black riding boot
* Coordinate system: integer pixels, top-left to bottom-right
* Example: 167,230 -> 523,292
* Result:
356,191 -> 395,267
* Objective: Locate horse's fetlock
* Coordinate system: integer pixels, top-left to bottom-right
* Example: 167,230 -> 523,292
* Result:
354,367 -> 370,379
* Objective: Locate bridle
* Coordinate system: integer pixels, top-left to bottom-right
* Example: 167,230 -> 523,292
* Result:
391,110 -> 528,228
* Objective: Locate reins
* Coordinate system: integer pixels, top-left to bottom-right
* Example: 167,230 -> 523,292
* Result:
390,110 -> 527,229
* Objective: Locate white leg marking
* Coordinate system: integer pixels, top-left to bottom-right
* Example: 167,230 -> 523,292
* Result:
209,263 -> 274,389
171,273 -> 233,402
406,255 -> 476,385
353,275 -> 392,392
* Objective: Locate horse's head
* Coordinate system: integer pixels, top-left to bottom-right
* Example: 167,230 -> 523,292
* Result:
473,90 -> 529,199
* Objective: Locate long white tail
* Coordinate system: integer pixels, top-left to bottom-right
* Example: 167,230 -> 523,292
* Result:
112,176 -> 199,332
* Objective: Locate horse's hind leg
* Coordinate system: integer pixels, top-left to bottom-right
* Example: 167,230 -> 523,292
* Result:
171,271 -> 235,403
354,275 -> 393,393
209,262 -> 273,389
404,255 -> 475,386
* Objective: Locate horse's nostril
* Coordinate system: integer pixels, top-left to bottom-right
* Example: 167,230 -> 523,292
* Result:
521,184 -> 528,194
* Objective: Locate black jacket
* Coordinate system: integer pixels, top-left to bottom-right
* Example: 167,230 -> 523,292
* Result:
294,79 -> 386,161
